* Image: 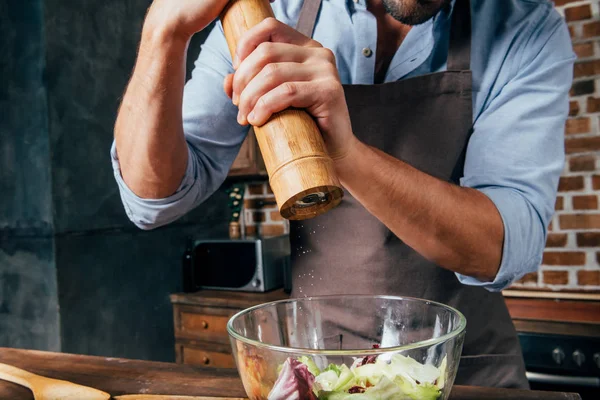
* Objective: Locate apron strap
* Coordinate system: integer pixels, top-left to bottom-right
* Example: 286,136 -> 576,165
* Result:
296,0 -> 322,38
447,0 -> 472,71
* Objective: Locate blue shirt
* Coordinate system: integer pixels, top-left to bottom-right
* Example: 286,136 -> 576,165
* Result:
111,0 -> 575,291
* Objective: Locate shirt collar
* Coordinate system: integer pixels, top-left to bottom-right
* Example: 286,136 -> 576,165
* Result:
381,0 -> 455,81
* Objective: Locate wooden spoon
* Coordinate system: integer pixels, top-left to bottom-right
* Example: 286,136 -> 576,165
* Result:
0,362 -> 111,400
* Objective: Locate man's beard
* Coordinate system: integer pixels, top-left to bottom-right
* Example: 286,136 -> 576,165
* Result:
382,0 -> 451,25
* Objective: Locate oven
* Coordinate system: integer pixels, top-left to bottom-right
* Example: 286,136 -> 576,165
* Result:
518,332 -> 600,399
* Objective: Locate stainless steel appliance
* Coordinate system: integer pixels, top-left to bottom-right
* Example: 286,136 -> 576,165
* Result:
182,236 -> 291,293
519,332 -> 600,399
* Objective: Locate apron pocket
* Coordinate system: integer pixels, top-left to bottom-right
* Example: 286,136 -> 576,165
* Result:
455,354 -> 529,389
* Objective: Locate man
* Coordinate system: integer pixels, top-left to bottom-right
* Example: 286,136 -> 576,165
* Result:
112,0 -> 575,388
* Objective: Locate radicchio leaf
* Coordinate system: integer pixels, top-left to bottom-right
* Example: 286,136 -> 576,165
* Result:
359,344 -> 381,366
267,358 -> 317,400
348,386 -> 366,393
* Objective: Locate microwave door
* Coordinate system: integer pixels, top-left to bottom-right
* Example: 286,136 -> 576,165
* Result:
193,242 -> 257,289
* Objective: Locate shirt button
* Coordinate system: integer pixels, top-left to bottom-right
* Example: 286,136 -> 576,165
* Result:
362,47 -> 373,57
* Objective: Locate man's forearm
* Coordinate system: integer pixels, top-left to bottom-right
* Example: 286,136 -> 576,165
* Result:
335,140 -> 504,281
114,23 -> 189,199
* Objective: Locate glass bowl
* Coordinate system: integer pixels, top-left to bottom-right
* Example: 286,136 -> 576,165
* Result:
227,295 -> 466,400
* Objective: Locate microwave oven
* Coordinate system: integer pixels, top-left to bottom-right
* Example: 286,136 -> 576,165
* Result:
182,236 -> 291,293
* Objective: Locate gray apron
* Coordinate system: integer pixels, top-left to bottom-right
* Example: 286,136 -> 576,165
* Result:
290,0 -> 529,389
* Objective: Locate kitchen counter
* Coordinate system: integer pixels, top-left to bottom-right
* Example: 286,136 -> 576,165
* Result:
0,347 -> 582,399
503,291 -> 600,336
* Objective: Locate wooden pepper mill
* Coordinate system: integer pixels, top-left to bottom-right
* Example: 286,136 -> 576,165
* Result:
220,0 -> 343,220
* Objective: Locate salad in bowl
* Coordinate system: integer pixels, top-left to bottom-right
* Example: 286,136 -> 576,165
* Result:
227,295 -> 466,400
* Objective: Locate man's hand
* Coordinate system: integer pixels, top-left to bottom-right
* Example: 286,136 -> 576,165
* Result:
224,18 -> 359,160
145,0 -> 231,41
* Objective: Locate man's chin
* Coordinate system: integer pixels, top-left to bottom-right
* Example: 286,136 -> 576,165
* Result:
382,0 -> 449,26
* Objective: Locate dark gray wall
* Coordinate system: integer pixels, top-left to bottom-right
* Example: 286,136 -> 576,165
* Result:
55,222 -> 226,361
1,0 -> 227,361
0,0 -> 60,351
45,0 -> 152,234
0,238 -> 59,351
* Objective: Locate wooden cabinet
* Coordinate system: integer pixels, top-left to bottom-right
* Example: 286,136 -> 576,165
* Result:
228,128 -> 267,177
503,290 -> 600,337
170,289 -> 288,368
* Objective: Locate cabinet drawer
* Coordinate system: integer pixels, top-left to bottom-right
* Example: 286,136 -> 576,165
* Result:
181,312 -> 230,336
181,346 -> 236,369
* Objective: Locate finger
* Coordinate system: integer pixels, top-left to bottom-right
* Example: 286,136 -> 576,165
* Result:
247,81 -> 325,126
237,62 -> 319,124
233,17 -> 319,68
233,42 -> 313,102
223,73 -> 234,100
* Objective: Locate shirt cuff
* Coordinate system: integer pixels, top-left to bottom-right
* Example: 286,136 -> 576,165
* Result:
110,141 -> 199,230
455,186 -> 543,292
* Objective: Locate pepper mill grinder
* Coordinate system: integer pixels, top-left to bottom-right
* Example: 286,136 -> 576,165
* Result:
220,0 -> 343,220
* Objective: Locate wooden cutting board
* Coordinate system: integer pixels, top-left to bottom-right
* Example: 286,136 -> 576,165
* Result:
0,362 -> 245,400
116,397 -> 244,399
0,348 -> 246,399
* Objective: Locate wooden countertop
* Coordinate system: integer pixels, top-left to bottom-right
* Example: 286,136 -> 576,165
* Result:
0,348 -> 582,400
169,289 -> 289,309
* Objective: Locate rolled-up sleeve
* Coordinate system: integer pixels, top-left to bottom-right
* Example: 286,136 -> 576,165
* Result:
456,15 -> 575,291
110,22 -> 249,230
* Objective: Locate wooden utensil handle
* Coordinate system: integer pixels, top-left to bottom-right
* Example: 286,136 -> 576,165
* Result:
220,0 -> 343,219
220,0 -> 275,57
219,0 -> 328,174
0,362 -> 37,391
219,0 -> 328,170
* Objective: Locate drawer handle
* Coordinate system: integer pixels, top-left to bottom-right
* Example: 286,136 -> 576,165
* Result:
202,356 -> 210,365
201,320 -> 208,329
526,372 -> 600,387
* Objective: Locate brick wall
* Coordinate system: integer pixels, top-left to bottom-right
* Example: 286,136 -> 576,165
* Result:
241,0 -> 600,293
242,182 -> 289,238
511,0 -> 600,292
